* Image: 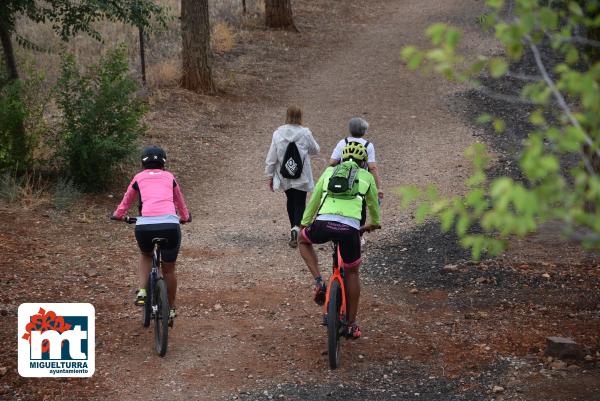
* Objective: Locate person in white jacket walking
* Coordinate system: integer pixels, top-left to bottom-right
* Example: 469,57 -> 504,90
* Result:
265,106 -> 320,247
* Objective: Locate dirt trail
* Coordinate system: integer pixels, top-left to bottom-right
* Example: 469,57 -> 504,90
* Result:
101,1 -> 491,400
4,1 -> 599,400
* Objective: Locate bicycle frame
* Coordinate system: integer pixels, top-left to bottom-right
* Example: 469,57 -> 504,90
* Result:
115,216 -> 171,355
149,243 -> 162,315
324,243 -> 347,321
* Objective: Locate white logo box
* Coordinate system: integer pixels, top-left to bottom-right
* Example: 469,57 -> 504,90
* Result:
18,303 -> 95,377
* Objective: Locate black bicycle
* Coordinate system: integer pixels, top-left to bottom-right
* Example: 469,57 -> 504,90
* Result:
116,216 -> 170,357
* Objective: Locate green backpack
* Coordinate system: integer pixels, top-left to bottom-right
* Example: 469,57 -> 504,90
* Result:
326,162 -> 360,199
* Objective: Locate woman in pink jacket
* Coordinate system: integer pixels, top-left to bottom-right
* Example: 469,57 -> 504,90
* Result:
112,146 -> 191,323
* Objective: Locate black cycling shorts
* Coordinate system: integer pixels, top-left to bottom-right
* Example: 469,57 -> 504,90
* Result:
301,220 -> 362,268
134,223 -> 181,262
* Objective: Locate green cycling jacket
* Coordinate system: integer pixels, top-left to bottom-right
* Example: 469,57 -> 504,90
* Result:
301,161 -> 381,227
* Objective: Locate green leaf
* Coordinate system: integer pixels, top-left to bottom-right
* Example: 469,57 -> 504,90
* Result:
440,209 -> 456,232
469,58 -> 488,75
517,0 -> 535,11
539,7 -> 558,30
431,199 -> 449,214
512,184 -> 529,213
486,238 -> 506,256
461,235 -> 484,260
490,177 -> 512,199
519,11 -> 535,34
493,118 -> 506,132
569,2 -> 584,17
427,48 -> 446,63
400,46 -> 417,61
476,13 -> 495,29
465,188 -> 485,207
456,214 -> 471,236
476,113 -> 492,124
559,126 -> 587,152
445,28 -> 461,49
397,186 -> 421,208
407,52 -> 424,70
415,202 -> 431,223
486,0 -> 505,9
426,23 -> 447,46
467,171 -> 487,187
540,155 -> 559,175
426,184 -> 439,201
465,143 -> 489,170
566,47 -> 579,64
489,57 -> 508,78
529,110 -> 545,126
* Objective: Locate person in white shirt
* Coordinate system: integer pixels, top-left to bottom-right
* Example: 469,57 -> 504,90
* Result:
330,117 -> 383,201
265,106 -> 320,247
330,118 -> 383,241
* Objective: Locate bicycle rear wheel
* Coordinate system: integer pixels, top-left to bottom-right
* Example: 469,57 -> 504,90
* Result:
154,278 -> 169,356
328,280 -> 342,369
142,278 -> 151,328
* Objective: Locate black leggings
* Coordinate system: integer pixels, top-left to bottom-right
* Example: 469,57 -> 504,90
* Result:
284,188 -> 307,228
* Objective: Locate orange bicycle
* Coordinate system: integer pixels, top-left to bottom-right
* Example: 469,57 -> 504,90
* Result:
325,240 -> 347,369
325,225 -> 379,369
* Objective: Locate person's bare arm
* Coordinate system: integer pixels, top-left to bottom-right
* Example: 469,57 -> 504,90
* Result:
329,158 -> 340,166
368,162 -> 383,200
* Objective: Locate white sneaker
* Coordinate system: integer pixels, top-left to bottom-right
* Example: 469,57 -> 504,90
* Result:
289,226 -> 299,248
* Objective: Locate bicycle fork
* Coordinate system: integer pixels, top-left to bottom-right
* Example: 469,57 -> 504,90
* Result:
325,275 -> 348,320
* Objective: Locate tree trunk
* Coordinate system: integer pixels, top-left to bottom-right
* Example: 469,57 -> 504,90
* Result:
265,0 -> 298,31
139,26 -> 147,86
181,0 -> 216,94
0,19 -> 19,80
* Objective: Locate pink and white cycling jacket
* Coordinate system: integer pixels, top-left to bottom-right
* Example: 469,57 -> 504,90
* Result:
113,169 -> 190,224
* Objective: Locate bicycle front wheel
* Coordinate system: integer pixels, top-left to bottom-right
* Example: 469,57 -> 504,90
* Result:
154,278 -> 169,356
327,279 -> 342,369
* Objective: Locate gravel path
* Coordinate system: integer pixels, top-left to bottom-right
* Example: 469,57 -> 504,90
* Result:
4,1 -> 599,400
95,1 -> 492,400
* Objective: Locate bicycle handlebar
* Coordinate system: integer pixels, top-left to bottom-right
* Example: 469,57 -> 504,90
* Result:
110,215 -> 137,224
359,224 -> 381,234
110,215 -> 191,224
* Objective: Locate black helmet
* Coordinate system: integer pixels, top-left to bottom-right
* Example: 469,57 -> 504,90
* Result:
141,145 -> 166,169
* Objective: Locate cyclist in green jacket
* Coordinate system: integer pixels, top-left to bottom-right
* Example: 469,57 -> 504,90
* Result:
298,142 -> 381,339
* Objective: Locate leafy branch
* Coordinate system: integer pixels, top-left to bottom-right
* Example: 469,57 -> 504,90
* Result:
399,0 -> 600,258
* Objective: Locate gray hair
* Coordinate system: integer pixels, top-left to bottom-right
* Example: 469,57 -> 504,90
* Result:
348,117 -> 369,137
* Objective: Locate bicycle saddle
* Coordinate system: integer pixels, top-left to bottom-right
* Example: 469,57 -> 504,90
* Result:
152,237 -> 169,245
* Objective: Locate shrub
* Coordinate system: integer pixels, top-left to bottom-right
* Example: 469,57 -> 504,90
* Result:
53,177 -> 81,211
0,81 -> 28,171
211,22 -> 236,54
147,60 -> 180,88
0,170 -> 47,208
0,69 -> 46,173
57,44 -> 147,192
0,171 -> 21,203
